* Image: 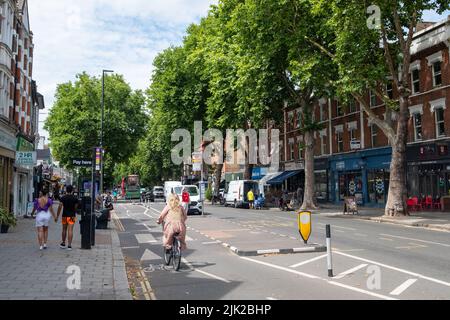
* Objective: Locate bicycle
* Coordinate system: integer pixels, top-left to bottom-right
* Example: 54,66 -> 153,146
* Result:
162,222 -> 182,271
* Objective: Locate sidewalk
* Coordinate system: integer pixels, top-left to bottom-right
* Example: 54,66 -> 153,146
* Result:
0,205 -> 132,300
270,204 -> 450,232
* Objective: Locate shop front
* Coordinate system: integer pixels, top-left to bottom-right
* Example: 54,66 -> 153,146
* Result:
406,140 -> 450,199
14,136 -> 36,216
0,124 -> 17,212
329,147 -> 391,207
314,157 -> 329,203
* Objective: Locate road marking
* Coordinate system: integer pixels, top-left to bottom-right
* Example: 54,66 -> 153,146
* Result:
135,234 -> 157,244
354,233 -> 367,237
379,234 -> 450,248
334,230 -> 345,233
379,237 -> 393,241
181,258 -> 230,283
290,254 -> 328,268
122,246 -> 140,249
202,241 -> 221,245
390,279 -> 418,296
266,297 -> 278,300
335,251 -> 450,288
241,257 -> 396,300
394,242 -> 427,250
332,225 -> 357,231
140,249 -> 161,261
334,264 -> 368,279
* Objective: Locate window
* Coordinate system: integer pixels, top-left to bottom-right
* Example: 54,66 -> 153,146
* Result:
320,104 -> 325,121
337,131 -> 343,153
386,82 -> 393,99
280,141 -> 284,162
435,108 -> 446,137
288,112 -> 294,131
371,124 -> 378,147
370,90 -> 377,107
289,140 -> 295,160
297,137 -> 303,159
321,135 -> 327,155
350,128 -> 357,141
412,69 -> 420,93
432,61 -> 442,87
348,99 -> 357,113
336,101 -> 344,117
296,110 -> 302,128
413,113 -> 423,141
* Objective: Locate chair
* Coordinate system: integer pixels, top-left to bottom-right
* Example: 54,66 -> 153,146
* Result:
425,196 -> 433,210
433,197 -> 442,211
412,196 -> 422,211
407,198 -> 416,211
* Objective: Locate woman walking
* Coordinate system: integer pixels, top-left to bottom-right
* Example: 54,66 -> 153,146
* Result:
31,189 -> 57,250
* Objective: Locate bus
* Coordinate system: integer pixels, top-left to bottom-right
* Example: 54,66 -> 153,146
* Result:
125,175 -> 141,200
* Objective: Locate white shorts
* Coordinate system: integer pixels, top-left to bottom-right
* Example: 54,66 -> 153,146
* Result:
36,211 -> 51,227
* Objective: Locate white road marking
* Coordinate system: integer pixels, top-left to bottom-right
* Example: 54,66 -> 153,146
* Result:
140,249 -> 161,261
335,251 -> 450,288
379,234 -> 450,248
395,242 -> 427,250
290,254 -> 328,268
181,258 -> 230,283
122,246 -> 140,249
202,241 -> 221,245
354,233 -> 367,237
379,237 -> 393,241
241,257 -> 395,300
390,279 -> 418,296
334,230 -> 345,233
334,264 -> 368,279
135,234 -> 157,244
332,225 -> 357,231
266,297 -> 278,300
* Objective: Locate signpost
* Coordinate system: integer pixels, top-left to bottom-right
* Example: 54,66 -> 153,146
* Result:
297,211 -> 312,244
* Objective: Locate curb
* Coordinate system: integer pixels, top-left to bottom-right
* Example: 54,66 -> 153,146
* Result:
220,242 -> 327,256
110,226 -> 133,300
324,214 -> 450,232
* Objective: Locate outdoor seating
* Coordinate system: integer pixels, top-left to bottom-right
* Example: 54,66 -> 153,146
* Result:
433,197 -> 442,210
425,196 -> 433,210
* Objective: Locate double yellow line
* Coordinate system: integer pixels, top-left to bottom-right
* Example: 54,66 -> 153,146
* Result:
112,210 -> 125,232
137,268 -> 157,300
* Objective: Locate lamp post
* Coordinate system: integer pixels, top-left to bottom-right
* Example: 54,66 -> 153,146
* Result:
100,69 -> 114,194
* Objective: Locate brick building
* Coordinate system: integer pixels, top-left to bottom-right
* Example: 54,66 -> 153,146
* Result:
265,16 -> 450,207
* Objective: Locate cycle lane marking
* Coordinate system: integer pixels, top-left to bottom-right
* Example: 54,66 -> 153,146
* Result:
333,264 -> 368,279
379,233 -> 450,248
181,258 -> 231,283
289,254 -> 328,268
390,279 -> 418,296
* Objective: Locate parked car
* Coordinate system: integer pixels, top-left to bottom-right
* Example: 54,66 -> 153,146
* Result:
147,186 -> 164,202
224,180 -> 259,208
173,185 -> 202,215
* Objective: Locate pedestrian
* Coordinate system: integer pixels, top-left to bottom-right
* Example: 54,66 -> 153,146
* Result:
181,187 -> 190,214
30,189 -> 57,250
247,189 -> 255,209
296,186 -> 303,205
55,185 -> 78,250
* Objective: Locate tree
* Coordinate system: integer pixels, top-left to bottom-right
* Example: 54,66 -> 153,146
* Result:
45,72 -> 147,188
312,0 -> 449,215
220,0 -> 336,209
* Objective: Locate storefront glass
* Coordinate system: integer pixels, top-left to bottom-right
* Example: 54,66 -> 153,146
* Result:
367,169 -> 389,204
339,172 -> 363,201
315,171 -> 328,201
407,164 -> 450,198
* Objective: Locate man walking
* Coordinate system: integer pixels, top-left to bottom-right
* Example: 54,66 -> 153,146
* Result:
56,185 -> 79,250
247,189 -> 255,209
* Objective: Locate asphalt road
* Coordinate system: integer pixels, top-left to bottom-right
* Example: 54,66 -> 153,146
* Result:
113,201 -> 450,300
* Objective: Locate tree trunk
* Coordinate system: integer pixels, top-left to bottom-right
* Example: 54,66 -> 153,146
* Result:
384,96 -> 409,217
213,163 -> 223,196
301,129 -> 318,210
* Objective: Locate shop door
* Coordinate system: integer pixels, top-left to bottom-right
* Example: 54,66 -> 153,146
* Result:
339,172 -> 363,201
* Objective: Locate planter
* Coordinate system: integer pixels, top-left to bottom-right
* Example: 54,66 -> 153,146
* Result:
0,224 -> 10,233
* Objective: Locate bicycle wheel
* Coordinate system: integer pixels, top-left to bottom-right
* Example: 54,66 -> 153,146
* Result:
163,246 -> 172,266
172,237 -> 182,271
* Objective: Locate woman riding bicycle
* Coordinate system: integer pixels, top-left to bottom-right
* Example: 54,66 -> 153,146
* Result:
157,193 -> 188,251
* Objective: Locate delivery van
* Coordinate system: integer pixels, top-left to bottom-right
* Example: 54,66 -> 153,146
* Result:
224,180 -> 259,208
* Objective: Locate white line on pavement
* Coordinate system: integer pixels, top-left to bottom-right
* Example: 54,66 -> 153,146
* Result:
379,234 -> 450,248
390,279 -> 418,296
334,264 -> 368,279
181,258 -> 230,283
335,251 -> 450,288
379,237 -> 393,241
354,233 -> 368,237
266,297 -> 278,300
290,254 -> 328,268
395,243 -> 427,250
241,257 -> 395,300
202,241 -> 221,245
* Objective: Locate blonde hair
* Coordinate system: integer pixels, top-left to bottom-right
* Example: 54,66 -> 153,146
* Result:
168,193 -> 181,212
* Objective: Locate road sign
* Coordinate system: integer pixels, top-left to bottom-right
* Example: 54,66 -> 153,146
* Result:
297,211 -> 312,244
72,158 -> 92,167
192,152 -> 202,172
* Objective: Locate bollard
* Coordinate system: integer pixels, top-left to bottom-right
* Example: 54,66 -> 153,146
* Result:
326,224 -> 333,277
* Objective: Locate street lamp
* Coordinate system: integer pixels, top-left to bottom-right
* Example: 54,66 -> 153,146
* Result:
100,69 -> 114,194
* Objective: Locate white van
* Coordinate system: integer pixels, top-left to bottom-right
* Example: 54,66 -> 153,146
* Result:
164,181 -> 182,202
173,185 -> 202,215
224,180 -> 259,208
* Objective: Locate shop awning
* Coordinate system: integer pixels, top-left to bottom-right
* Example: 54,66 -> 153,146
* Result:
259,172 -> 283,186
267,170 -> 301,185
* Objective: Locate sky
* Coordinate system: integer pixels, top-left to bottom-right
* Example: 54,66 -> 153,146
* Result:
28,2 -> 449,147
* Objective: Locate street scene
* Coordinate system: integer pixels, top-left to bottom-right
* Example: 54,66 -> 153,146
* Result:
1,0 -> 450,309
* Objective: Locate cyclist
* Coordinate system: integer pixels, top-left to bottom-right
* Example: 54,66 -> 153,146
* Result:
157,193 -> 188,251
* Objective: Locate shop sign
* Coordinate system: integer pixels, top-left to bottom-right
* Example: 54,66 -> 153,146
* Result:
375,178 -> 384,194
336,161 -> 345,170
15,151 -> 37,166
350,140 -> 361,150
0,126 -> 17,151
285,161 -> 304,171
72,158 -> 92,167
16,137 -> 34,152
192,152 -> 202,172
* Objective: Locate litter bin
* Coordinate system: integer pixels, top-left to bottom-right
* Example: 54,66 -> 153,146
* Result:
96,209 -> 110,229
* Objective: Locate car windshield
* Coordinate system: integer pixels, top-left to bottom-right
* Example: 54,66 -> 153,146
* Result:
186,187 -> 198,196
174,186 -> 183,195
154,187 -> 163,192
